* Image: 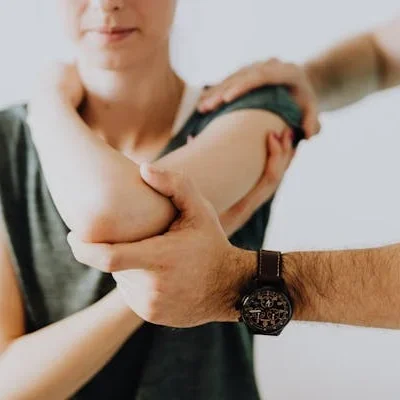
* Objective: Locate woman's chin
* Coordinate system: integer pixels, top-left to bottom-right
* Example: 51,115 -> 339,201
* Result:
77,37 -> 170,73
78,51 -> 140,72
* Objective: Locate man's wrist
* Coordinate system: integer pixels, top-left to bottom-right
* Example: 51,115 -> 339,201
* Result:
223,247 -> 257,322
282,252 -> 317,321
223,248 -> 312,323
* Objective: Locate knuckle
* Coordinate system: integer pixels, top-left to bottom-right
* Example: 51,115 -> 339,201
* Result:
262,59 -> 283,75
249,61 -> 260,69
268,57 -> 280,65
253,61 -> 264,69
287,62 -> 300,74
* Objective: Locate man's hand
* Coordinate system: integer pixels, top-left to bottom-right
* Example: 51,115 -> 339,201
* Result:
198,59 -> 321,138
67,165 -> 257,328
220,128 -> 295,236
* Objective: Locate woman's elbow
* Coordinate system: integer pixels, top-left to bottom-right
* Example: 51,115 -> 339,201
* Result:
72,200 -> 176,244
73,212 -> 117,244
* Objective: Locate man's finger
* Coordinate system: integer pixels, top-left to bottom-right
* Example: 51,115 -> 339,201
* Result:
198,79 -> 234,112
198,92 -> 224,113
140,163 -> 205,217
302,103 -> 320,138
67,233 -> 162,272
222,79 -> 263,103
198,70 -> 248,111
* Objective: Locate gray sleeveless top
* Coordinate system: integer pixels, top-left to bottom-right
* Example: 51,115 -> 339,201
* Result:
0,86 -> 303,400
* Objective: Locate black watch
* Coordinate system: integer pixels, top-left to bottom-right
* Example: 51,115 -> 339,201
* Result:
238,250 -> 293,336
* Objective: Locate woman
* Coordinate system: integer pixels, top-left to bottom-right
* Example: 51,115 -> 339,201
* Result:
0,1 -> 304,399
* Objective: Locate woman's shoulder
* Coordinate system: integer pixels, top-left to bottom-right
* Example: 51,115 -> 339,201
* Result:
165,84 -> 305,156
0,104 -> 34,202
0,104 -> 30,150
0,104 -> 28,126
186,85 -> 304,144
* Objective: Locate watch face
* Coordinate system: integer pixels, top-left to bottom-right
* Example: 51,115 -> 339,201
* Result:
241,287 -> 292,335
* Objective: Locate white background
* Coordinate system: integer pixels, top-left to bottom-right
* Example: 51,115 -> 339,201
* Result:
1,1 -> 400,399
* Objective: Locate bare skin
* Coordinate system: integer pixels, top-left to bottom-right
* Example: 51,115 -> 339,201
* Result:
0,1 -> 298,397
68,166 -> 400,331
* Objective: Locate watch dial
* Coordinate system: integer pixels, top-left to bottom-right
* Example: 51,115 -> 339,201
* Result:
242,287 -> 292,334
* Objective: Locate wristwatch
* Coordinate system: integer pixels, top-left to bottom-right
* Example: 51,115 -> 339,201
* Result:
238,250 -> 293,336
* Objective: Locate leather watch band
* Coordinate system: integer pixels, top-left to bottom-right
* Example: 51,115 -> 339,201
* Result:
258,250 -> 282,285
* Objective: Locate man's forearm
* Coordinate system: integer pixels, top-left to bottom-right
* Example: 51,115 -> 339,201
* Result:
282,244 -> 400,329
305,17 -> 400,112
0,290 -> 142,400
305,33 -> 383,111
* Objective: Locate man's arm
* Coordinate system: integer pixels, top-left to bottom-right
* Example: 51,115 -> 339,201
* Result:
283,244 -> 400,329
198,17 -> 400,137
66,166 -> 400,330
306,17 -> 400,111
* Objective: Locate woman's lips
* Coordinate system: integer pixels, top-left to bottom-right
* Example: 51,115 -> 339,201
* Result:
88,27 -> 138,44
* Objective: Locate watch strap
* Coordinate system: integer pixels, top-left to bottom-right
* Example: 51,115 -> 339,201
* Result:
258,250 -> 282,285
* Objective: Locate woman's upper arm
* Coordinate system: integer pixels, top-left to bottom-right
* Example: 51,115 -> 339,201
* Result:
156,85 -> 303,213
157,109 -> 288,212
0,220 -> 25,353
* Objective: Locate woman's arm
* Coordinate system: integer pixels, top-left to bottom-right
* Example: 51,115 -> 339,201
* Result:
0,224 -> 142,400
29,67 -> 290,244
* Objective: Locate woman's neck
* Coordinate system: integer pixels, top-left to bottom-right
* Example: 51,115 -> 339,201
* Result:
78,54 -> 185,154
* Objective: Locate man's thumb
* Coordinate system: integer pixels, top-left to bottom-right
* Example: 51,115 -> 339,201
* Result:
140,163 -> 204,216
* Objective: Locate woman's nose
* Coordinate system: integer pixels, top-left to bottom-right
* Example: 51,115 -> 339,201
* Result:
91,0 -> 125,12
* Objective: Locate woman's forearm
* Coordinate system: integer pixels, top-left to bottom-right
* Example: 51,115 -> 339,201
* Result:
29,95 -> 176,244
0,290 -> 141,400
30,95 -> 286,243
